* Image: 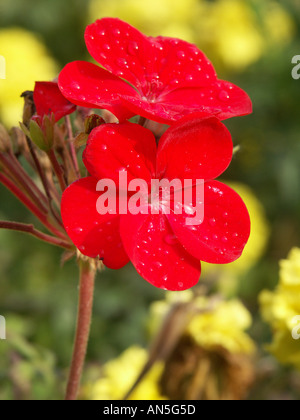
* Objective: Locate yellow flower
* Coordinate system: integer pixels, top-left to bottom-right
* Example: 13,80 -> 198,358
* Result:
89,0 -> 295,71
259,248 -> 300,370
202,182 -> 270,295
89,0 -> 197,42
0,28 -> 58,127
87,346 -> 167,400
149,292 -> 256,355
187,299 -> 255,355
197,0 -> 264,70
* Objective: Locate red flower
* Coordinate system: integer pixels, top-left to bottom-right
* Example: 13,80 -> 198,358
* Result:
58,18 -> 252,125
34,81 -> 76,122
61,115 -> 250,291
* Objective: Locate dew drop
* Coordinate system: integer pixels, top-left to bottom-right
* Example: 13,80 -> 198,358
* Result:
178,282 -> 184,288
222,236 -> 228,243
186,75 -> 193,82
162,275 -> 168,282
209,218 -> 216,227
177,51 -> 186,59
117,58 -> 128,67
101,144 -> 108,151
74,227 -> 83,234
219,90 -> 230,101
113,29 -> 121,36
128,41 -> 139,55
103,44 -> 111,51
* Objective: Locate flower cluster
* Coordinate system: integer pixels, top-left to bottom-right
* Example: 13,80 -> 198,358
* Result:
57,18 -> 252,291
260,248 -> 300,370
0,18 -> 252,291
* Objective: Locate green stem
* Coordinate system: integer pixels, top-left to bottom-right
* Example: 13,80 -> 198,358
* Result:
65,260 -> 96,401
0,221 -> 73,250
0,172 -> 66,240
47,149 -> 67,192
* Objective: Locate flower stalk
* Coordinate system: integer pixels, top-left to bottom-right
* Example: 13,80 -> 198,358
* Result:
65,259 -> 98,401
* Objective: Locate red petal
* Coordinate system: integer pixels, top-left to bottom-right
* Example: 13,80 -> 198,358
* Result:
157,114 -> 233,182
34,81 -> 76,122
85,20 -> 216,97
160,80 -> 253,121
120,210 -> 201,291
85,18 -> 154,92
167,181 -> 251,264
58,61 -> 137,122
61,177 -> 129,269
152,36 -> 217,93
83,122 -> 157,186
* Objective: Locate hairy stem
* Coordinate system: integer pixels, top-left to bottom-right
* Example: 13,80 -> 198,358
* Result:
47,149 -> 67,192
65,260 -> 96,401
0,172 -> 66,240
0,221 -> 73,250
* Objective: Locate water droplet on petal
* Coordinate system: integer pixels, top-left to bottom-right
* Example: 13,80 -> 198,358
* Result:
74,227 -> 83,234
128,41 -> 139,55
186,75 -> 193,82
178,282 -> 184,289
177,51 -> 186,59
222,236 -> 228,243
103,44 -> 111,51
117,58 -> 128,68
219,90 -> 230,101
164,234 -> 178,245
209,218 -> 216,227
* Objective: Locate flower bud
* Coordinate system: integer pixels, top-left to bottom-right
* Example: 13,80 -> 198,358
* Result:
28,114 -> 55,152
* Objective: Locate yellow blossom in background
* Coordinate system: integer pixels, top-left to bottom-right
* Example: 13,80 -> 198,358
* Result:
0,28 -> 58,127
149,292 -> 256,355
86,346 -> 167,400
187,299 -> 255,355
88,0 -> 295,71
260,248 -> 300,370
202,183 -> 270,295
89,0 -> 197,43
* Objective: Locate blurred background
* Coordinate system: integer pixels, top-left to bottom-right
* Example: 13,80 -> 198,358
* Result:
0,0 -> 300,400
